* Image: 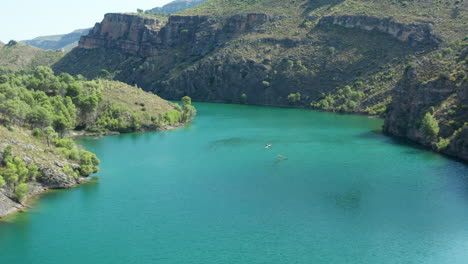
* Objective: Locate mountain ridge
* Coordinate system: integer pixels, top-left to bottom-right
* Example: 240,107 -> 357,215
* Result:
22,28 -> 91,51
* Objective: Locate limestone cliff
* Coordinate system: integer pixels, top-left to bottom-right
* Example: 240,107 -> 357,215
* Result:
79,13 -> 166,56
78,13 -> 272,57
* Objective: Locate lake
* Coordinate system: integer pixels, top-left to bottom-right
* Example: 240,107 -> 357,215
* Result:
1,103 -> 467,263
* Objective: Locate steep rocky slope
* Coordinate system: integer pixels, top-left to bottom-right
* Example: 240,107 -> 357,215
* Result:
384,48 -> 468,160
54,0 -> 467,160
22,28 -> 91,51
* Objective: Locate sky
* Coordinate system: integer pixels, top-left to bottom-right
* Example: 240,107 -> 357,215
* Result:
0,0 -> 173,43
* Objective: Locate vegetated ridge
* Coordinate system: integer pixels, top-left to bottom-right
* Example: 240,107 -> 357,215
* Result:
147,0 -> 208,14
0,41 -> 64,70
22,28 -> 91,51
54,0 -> 467,161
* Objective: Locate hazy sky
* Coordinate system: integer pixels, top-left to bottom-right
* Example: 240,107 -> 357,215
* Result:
0,0 -> 173,42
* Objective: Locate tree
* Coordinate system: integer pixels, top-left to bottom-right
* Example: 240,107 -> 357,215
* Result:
53,115 -> 71,137
181,96 -> 192,107
240,93 -> 248,104
45,126 -> 58,147
14,183 -> 29,203
13,157 -> 29,183
28,164 -> 39,181
27,106 -> 52,128
137,9 -> 144,14
4,162 -> 19,187
287,92 -> 301,104
98,69 -> 113,80
0,174 -> 5,188
1,145 -> 13,165
421,112 -> 439,140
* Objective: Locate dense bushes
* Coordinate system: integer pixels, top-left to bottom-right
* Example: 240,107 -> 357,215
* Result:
0,146 -> 41,202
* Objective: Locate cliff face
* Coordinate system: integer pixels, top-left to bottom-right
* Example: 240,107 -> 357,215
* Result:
79,14 -> 166,56
384,51 -> 468,161
78,13 -> 272,57
318,15 -> 442,47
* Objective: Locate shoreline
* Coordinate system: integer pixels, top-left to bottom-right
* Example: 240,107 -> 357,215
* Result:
70,123 -> 187,138
0,177 -> 89,219
1,122 -> 189,220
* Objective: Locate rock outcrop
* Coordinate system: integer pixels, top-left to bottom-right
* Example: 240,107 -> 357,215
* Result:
0,130 -> 86,218
78,13 -> 273,57
79,13 -> 166,56
318,15 -> 442,47
384,52 -> 468,161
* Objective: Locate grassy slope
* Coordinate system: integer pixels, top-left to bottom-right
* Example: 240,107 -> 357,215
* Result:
98,80 -> 184,130
0,42 -> 64,70
0,126 -> 76,174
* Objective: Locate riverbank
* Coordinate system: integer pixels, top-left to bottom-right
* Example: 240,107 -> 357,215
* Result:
0,177 -> 89,219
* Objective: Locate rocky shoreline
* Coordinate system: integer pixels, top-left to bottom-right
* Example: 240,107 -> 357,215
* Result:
0,122 -> 189,219
0,178 -> 89,219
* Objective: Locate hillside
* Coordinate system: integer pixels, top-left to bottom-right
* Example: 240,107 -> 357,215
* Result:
0,41 -> 64,70
148,0 -> 208,14
0,66 -> 196,217
53,0 -> 467,160
0,125 -> 97,217
22,28 -> 91,51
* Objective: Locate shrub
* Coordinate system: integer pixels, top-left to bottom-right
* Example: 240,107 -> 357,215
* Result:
240,93 -> 248,104
436,137 -> 450,151
14,183 -> 29,202
0,175 -> 5,188
421,112 -> 440,140
32,128 -> 43,138
287,92 -> 301,104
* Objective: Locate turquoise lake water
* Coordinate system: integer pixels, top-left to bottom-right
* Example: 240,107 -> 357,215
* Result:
1,103 -> 467,263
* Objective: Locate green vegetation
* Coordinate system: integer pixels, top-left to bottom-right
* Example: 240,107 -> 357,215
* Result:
421,112 -> 440,140
181,96 -> 197,122
0,65 -> 196,207
0,41 -> 64,70
287,92 -> 301,104
240,93 -> 248,104
0,66 -> 191,134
